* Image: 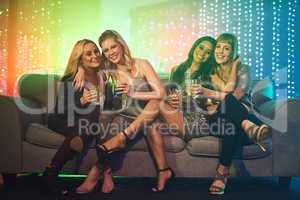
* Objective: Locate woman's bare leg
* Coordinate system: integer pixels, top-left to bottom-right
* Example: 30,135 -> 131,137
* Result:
76,165 -> 114,193
146,121 -> 173,191
97,99 -> 161,151
157,101 -> 185,137
76,166 -> 100,193
98,99 -> 185,152
101,167 -> 114,193
146,121 -> 168,169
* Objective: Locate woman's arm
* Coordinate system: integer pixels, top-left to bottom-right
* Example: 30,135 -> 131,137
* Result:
200,87 -> 227,101
232,64 -> 251,100
195,63 -> 249,101
73,66 -> 86,91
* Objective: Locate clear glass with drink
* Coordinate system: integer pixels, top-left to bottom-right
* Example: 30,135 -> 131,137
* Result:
113,80 -> 128,109
84,82 -> 100,105
191,78 -> 202,99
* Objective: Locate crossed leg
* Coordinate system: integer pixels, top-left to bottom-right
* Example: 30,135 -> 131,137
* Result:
97,99 -> 185,152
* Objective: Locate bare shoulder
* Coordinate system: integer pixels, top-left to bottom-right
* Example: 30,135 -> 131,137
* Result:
133,58 -> 151,66
133,58 -> 154,73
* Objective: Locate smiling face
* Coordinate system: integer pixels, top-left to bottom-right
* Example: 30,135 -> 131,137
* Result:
214,40 -> 233,65
101,37 -> 125,65
81,42 -> 101,69
193,40 -> 213,64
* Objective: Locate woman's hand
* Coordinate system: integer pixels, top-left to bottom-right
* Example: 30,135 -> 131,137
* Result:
115,83 -> 133,96
232,55 -> 240,70
167,94 -> 180,109
80,89 -> 97,105
166,89 -> 181,109
73,66 -> 85,91
191,85 -> 203,97
224,55 -> 240,92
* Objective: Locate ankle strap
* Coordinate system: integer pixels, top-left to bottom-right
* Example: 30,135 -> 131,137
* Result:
120,130 -> 130,142
96,144 -> 109,153
157,167 -> 171,172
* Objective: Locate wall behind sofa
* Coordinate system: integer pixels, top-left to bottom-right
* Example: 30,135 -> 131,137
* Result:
0,0 -> 299,99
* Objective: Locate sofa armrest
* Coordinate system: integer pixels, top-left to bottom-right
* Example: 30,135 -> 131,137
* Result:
0,95 -> 44,173
257,99 -> 300,176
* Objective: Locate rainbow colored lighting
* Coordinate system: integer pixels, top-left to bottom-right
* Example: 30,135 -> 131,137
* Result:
0,0 -> 299,99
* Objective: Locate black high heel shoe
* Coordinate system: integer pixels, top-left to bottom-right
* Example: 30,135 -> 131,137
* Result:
95,130 -> 130,167
95,144 -> 109,165
152,167 -> 176,193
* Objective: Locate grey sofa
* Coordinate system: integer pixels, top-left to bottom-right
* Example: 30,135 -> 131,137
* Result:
0,74 -> 300,187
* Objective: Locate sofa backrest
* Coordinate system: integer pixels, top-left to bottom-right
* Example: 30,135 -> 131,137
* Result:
17,73 -> 274,113
18,74 -> 60,112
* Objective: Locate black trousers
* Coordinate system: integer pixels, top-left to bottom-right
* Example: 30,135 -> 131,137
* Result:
207,94 -> 260,167
48,109 -> 100,171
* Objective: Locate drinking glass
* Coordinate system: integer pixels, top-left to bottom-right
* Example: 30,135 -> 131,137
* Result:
113,80 -> 128,109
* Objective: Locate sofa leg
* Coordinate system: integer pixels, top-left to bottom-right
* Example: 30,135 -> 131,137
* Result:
278,176 -> 291,189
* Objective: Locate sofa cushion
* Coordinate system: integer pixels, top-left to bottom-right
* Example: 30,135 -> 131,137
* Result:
186,136 -> 271,159
25,123 -> 65,148
129,135 -> 185,153
25,123 -> 186,153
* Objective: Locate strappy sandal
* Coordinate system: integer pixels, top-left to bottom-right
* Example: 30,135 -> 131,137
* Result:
95,130 -> 130,166
209,165 -> 229,195
119,130 -> 130,146
244,123 -> 270,152
152,167 -> 175,193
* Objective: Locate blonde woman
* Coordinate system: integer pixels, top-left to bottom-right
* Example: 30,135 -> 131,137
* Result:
74,30 -> 185,193
41,39 -> 113,195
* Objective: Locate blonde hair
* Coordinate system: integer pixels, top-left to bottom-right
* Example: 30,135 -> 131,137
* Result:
63,39 -> 98,79
98,30 -> 134,72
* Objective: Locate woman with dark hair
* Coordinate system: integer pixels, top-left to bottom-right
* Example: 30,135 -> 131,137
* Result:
191,33 -> 270,195
170,36 -> 217,84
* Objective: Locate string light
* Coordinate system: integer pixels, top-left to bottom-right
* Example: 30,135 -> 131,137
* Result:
254,0 -> 264,80
272,0 -> 281,98
287,0 -> 297,99
0,8 -> 9,95
0,0 -> 298,99
243,1 -> 249,65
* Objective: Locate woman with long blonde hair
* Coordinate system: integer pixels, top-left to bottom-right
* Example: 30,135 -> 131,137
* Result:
41,39 -> 114,195
74,30 -> 185,192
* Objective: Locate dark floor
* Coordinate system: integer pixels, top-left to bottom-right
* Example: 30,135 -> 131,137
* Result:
0,175 -> 299,200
